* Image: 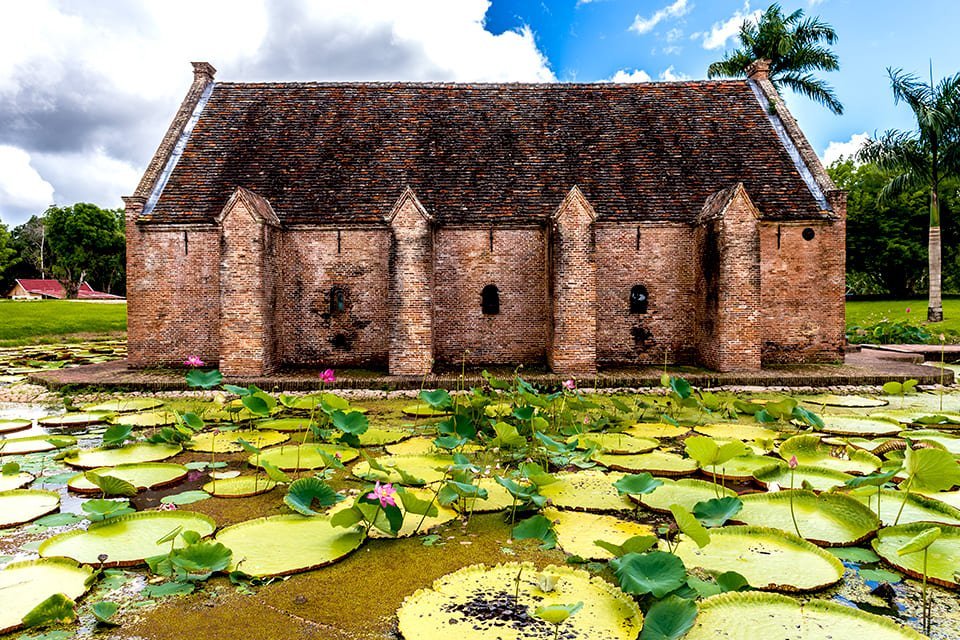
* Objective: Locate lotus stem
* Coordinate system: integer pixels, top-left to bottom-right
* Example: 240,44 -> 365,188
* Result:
894,477 -> 913,526
922,547 -> 930,635
211,433 -> 216,492
514,565 -> 523,602
789,468 -> 801,538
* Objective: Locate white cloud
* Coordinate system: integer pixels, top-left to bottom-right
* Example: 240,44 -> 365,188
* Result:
31,148 -> 141,211
700,3 -> 761,50
609,68 -> 653,83
630,0 -> 692,35
821,132 -> 869,166
659,66 -> 691,81
0,146 -> 55,225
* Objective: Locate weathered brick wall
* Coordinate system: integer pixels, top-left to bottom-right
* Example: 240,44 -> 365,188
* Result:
388,194 -> 434,375
759,219 -> 845,363
276,229 -> 390,367
434,227 -> 548,366
596,224 -> 698,366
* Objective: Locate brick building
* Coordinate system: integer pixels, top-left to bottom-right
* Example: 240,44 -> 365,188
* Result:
124,61 -> 845,377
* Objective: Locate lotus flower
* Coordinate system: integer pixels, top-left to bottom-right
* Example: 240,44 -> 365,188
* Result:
367,481 -> 397,508
158,502 -> 178,511
562,379 -> 576,391
320,368 -> 336,384
788,455 -> 798,469
184,355 -> 205,367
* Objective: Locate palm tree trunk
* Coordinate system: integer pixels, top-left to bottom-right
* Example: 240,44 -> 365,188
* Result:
928,188 -> 943,322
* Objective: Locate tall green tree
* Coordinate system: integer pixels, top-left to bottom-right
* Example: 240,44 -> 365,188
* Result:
44,203 -> 125,299
706,3 -> 843,114
0,222 -> 19,292
858,68 -> 960,321
10,215 -> 48,279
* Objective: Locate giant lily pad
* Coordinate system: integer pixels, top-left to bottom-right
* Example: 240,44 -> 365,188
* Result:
0,558 -> 95,635
454,477 -> 515,513
685,592 -> 926,639
108,410 -> 177,427
918,489 -> 960,511
366,488 -> 458,538
571,433 -> 658,454
38,412 -> 110,428
820,416 -> 901,437
351,454 -> 452,485
0,419 -> 32,435
850,488 -> 960,526
777,434 -> 881,475
594,451 -> 698,476
0,471 -> 33,491
214,514 -> 364,577
872,523 -> 960,588
624,423 -> 689,439
694,423 -> 780,442
708,454 -> 784,481
800,394 -> 888,408
203,475 -> 277,498
38,510 -> 216,567
752,463 -> 853,492
401,404 -> 450,417
66,463 -> 187,494
83,398 -> 164,413
63,443 -> 182,468
255,417 -> 315,432
186,429 -> 289,453
0,434 -> 76,455
544,508 -> 654,560
899,429 -> 960,455
251,444 -> 358,471
736,491 -> 879,546
539,470 -> 634,512
672,526 -> 844,592
397,562 -> 643,640
357,427 -> 414,446
0,489 -> 60,528
637,478 -> 737,513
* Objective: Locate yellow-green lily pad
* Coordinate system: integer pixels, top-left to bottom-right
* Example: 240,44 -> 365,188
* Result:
539,470 -> 635,512
752,463 -> 853,492
594,451 -> 698,476
872,523 -> 960,589
0,558 -> 95,635
637,478 -> 736,513
351,454 -> 452,485
252,444 -> 358,471
571,433 -> 658,454
186,429 -> 289,453
624,423 -> 689,439
694,423 -> 780,442
736,490 -> 880,546
83,398 -> 164,413
67,463 -> 188,493
203,475 -> 277,498
0,419 -> 32,435
0,489 -> 60,528
63,443 -> 182,469
0,434 -> 76,455
850,488 -> 960,527
545,508 -> 654,560
820,417 -> 901,437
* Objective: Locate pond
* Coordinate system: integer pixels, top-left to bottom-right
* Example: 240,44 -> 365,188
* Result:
0,345 -> 958,640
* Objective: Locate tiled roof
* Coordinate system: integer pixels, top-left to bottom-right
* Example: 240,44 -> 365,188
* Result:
145,81 -> 832,225
14,279 -> 123,300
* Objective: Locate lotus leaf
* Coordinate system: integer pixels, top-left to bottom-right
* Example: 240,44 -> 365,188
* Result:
872,523 -> 960,588
67,463 -> 187,493
397,562 -> 643,640
543,508 -> 654,560
693,423 -> 780,442
594,451 -> 698,476
215,514 -> 364,577
38,511 -> 216,567
778,434 -> 881,475
252,444 -> 358,471
64,443 -> 182,468
255,417 -> 314,432
736,491 -> 879,546
0,434 -> 76,455
357,427 -> 414,446
638,478 -> 736,513
800,394 -> 889,408
539,470 -> 635,512
83,398 -> 164,413
0,558 -> 95,635
850,488 -> 960,526
899,429 -> 960,455
38,412 -> 110,427
350,453 -> 451,485
0,419 -> 32,435
0,471 -> 33,491
0,489 -> 60,528
454,477 -> 515,513
571,433 -> 659,454
672,526 -> 844,591
108,410 -> 178,427
365,487 -> 457,538
820,416 -> 902,437
752,463 -> 853,491
624,423 -> 689,439
685,592 -> 926,639
639,595 -> 698,640
187,429 -> 288,453
204,475 -> 277,498
610,551 -> 687,598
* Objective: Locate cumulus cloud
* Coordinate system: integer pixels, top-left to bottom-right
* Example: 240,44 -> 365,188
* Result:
0,146 -> 55,225
699,3 -> 761,50
659,66 -> 691,81
821,132 -> 869,166
630,0 -> 692,35
608,68 -> 653,83
0,0 -> 555,226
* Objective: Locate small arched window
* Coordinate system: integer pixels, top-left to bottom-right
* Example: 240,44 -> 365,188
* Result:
481,284 -> 500,315
329,286 -> 346,315
630,285 -> 648,314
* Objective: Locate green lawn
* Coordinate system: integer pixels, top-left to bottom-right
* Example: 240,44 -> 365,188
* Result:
846,297 -> 960,340
0,300 -> 126,346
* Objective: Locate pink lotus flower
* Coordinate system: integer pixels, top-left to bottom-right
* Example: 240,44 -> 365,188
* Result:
788,455 -> 799,469
367,481 -> 397,508
906,307 -> 911,314
320,369 -> 336,384
158,503 -> 178,511
184,355 -> 205,367
562,379 -> 576,391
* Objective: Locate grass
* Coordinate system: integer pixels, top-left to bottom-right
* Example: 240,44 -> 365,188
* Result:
0,300 -> 126,346
846,297 -> 960,342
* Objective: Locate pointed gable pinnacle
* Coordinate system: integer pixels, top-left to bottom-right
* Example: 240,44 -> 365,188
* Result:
216,186 -> 281,227
385,186 -> 433,226
695,183 -> 761,225
552,185 -> 597,224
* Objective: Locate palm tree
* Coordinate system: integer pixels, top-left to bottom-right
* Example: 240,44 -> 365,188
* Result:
707,3 -> 843,115
858,68 -> 960,322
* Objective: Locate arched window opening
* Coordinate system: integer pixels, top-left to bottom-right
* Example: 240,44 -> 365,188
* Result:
481,284 -> 500,315
329,286 -> 347,315
630,285 -> 648,314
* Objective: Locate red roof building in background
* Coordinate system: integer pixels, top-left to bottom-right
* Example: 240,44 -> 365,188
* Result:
4,279 -> 124,300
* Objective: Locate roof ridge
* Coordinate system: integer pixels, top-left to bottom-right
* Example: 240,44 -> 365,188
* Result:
212,79 -> 744,88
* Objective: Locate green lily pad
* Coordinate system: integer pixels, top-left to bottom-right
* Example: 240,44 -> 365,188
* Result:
636,478 -> 736,513
38,511 -> 216,567
186,429 -> 289,453
624,423 -> 689,439
67,463 -> 187,493
0,558 -> 95,635
83,398 -> 164,413
357,427 -> 414,446
0,435 -> 76,455
594,451 -> 698,476
0,471 -> 34,491
872,523 -> 960,589
571,433 -> 659,454
401,404 -> 451,417
820,416 -> 901,437
544,508 -> 654,560
107,410 -> 178,427
38,412 -> 110,428
385,437 -> 482,457
752,463 -> 853,491
453,477 -> 515,513
351,454 -> 451,485
0,419 -> 32,435
899,429 -> 960,455
685,592 -> 926,639
397,562 -> 643,640
203,475 -> 277,498
693,423 -> 780,442
799,395 -> 888,408
0,490 -> 60,528
918,489 -> 960,511
736,490 -> 880,546
255,417 -> 315,432
214,514 -> 364,577
672,525 -> 844,592
539,470 -> 635,512
777,434 -> 881,475
849,488 -> 960,526
708,454 -> 784,481
160,490 -> 211,505
63,443 -> 183,468
253,444 -> 358,471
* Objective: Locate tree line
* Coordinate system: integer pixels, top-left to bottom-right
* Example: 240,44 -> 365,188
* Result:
0,203 -> 126,298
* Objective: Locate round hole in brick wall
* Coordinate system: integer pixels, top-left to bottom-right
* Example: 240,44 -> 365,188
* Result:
802,227 -> 816,241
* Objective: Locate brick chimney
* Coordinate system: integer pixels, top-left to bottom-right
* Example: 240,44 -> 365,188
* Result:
745,58 -> 771,81
192,61 -> 217,83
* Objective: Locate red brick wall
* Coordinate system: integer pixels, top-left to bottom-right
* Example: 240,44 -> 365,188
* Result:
276,229 -> 390,367
388,195 -> 434,375
596,224 -> 697,366
434,228 -> 548,366
759,219 -> 845,363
